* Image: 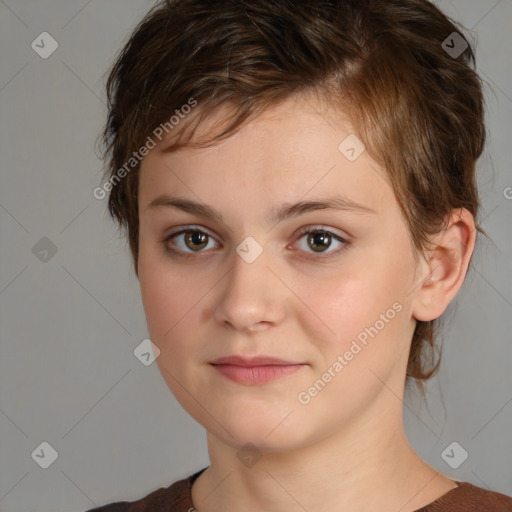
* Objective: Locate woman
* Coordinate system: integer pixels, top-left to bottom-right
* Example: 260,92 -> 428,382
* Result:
88,0 -> 512,510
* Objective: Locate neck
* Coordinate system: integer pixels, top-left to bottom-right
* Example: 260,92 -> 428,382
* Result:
191,390 -> 451,512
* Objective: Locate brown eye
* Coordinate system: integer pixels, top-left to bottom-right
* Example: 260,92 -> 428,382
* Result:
184,230 -> 209,251
294,226 -> 349,259
163,227 -> 219,256
307,231 -> 333,252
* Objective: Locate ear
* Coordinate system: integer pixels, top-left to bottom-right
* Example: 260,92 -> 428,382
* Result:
411,208 -> 476,322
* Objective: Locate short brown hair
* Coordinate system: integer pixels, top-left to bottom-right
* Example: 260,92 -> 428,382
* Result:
98,0 -> 488,394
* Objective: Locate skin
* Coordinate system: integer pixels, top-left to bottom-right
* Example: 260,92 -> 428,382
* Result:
137,92 -> 476,512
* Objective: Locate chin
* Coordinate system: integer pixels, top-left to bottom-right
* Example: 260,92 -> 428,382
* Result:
210,413 -> 306,451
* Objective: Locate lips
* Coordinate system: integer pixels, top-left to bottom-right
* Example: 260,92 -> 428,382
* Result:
209,355 -> 307,385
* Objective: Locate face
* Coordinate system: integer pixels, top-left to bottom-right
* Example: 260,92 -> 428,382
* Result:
137,93 -> 423,452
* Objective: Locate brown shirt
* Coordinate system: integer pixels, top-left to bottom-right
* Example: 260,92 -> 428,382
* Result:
87,468 -> 512,512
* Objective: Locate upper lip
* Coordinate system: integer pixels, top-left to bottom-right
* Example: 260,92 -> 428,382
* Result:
210,355 -> 304,367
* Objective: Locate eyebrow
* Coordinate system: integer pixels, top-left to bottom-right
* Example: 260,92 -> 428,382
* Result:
146,194 -> 376,224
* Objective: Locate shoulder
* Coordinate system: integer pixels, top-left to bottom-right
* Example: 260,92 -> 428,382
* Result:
84,468 -> 206,512
418,481 -> 512,512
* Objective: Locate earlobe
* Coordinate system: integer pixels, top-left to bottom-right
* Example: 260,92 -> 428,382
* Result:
411,261 -> 448,322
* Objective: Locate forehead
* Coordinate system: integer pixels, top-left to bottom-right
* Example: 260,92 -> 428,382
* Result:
138,94 -> 394,222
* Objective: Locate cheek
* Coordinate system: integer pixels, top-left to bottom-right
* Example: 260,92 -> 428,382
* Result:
137,247 -> 215,363
138,246 -> 191,339
294,254 -> 409,364
138,265 -> 198,392
139,273 -> 194,339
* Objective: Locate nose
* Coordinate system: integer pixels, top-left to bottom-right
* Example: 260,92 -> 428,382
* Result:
213,245 -> 287,333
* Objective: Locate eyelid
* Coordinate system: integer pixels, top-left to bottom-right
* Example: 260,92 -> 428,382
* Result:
294,224 -> 349,241
163,224 -> 216,240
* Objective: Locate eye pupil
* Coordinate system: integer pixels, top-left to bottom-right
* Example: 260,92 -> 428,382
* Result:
185,231 -> 208,251
308,231 -> 331,252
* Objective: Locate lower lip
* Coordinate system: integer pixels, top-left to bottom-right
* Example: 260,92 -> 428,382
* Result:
211,364 -> 306,385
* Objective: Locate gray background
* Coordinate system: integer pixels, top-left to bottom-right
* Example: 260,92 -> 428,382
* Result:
0,1 -> 511,511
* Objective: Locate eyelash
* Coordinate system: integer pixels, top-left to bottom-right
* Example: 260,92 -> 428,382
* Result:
161,225 -> 350,260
